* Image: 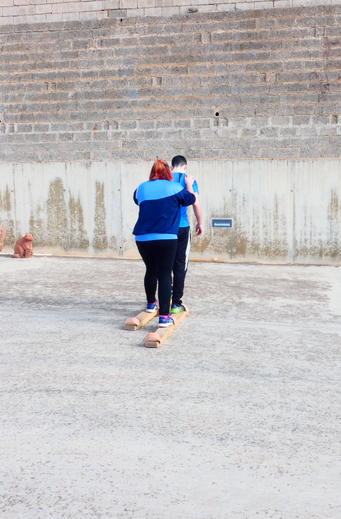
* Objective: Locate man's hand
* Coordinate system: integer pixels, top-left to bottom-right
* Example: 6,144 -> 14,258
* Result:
195,223 -> 204,236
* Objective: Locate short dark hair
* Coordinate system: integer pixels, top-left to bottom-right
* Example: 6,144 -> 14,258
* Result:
171,155 -> 187,168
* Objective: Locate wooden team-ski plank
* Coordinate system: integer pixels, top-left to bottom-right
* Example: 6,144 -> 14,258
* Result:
124,309 -> 158,331
143,310 -> 188,348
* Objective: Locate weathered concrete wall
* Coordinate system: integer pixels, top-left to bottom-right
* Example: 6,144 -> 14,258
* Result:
0,160 -> 340,264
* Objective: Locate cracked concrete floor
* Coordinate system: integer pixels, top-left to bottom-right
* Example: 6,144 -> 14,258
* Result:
0,255 -> 341,519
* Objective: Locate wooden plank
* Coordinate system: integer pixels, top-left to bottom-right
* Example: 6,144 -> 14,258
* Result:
143,310 -> 188,348
124,309 -> 158,331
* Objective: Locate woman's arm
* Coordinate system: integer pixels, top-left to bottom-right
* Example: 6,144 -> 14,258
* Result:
184,174 -> 195,195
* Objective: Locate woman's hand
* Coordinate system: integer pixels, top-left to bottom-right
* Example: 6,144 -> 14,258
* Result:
184,174 -> 195,192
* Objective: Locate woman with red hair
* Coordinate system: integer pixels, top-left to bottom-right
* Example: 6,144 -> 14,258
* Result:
133,159 -> 196,327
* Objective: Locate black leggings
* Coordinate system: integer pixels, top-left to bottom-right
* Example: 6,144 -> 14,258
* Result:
172,226 -> 191,306
136,239 -> 178,315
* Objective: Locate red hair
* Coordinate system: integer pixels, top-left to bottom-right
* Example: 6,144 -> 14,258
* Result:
149,159 -> 173,181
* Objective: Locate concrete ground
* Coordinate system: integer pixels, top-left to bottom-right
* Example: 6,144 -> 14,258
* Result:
0,255 -> 340,519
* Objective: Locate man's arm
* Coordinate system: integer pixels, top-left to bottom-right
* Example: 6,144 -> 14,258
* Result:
192,195 -> 204,236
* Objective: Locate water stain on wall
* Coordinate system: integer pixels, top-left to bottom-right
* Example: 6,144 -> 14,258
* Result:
0,186 -> 15,244
195,202 -> 289,259
47,178 -> 69,248
191,234 -> 211,254
329,190 -> 339,219
29,207 -> 44,247
93,181 -> 108,250
295,189 -> 340,260
0,186 -> 11,211
110,235 -> 118,255
327,189 -> 340,258
0,218 -> 15,245
68,194 -> 89,249
229,223 -> 248,257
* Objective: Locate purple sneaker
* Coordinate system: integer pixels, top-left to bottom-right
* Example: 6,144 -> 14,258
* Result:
158,315 -> 174,328
146,301 -> 158,313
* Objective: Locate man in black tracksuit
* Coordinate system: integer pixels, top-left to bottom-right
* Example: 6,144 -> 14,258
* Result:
171,155 -> 204,314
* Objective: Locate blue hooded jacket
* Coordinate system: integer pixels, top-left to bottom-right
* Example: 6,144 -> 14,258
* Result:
133,179 -> 196,241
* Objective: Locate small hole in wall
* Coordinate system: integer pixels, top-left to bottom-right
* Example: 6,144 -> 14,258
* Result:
215,112 -> 219,117
120,18 -> 123,22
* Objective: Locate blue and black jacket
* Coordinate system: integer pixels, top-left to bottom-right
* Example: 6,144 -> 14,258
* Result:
133,179 -> 196,242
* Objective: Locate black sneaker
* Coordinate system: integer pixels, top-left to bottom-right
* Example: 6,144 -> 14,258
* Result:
170,303 -> 186,314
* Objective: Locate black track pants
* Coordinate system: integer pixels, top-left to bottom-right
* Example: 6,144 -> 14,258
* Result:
136,239 -> 178,316
172,226 -> 191,306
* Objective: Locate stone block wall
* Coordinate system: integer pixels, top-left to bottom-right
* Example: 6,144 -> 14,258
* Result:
1,0 -> 341,26
1,6 -> 341,162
